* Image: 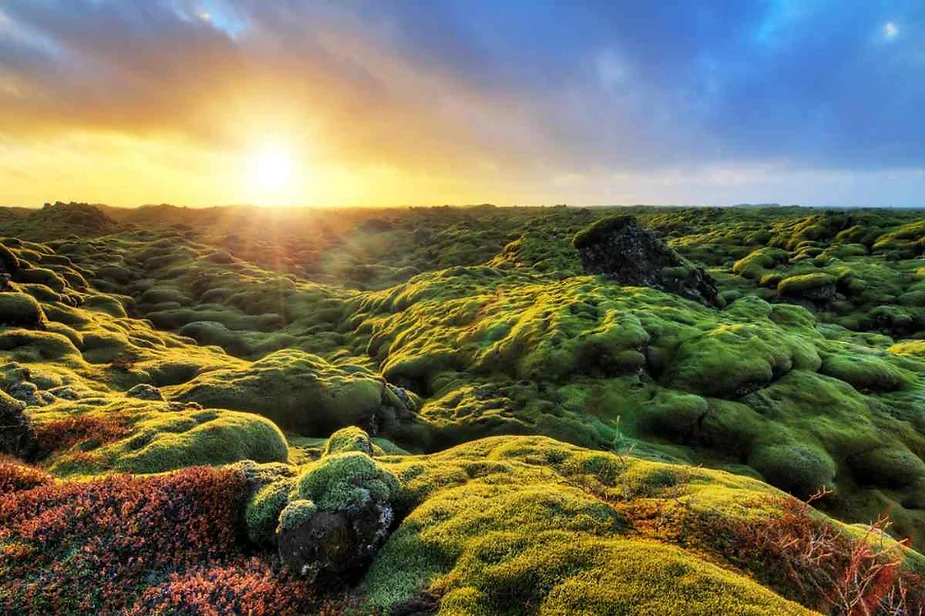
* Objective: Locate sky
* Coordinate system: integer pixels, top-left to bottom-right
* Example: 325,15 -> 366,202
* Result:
0,0 -> 923,208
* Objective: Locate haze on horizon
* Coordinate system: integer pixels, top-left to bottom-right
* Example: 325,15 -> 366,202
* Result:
0,1 -> 923,208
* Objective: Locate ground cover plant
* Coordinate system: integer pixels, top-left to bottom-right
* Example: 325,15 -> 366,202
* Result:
1,202 -> 925,614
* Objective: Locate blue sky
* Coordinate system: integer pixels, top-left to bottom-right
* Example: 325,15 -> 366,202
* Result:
0,0 -> 923,207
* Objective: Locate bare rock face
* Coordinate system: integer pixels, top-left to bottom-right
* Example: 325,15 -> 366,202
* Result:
278,498 -> 394,580
573,216 -> 722,308
0,390 -> 38,460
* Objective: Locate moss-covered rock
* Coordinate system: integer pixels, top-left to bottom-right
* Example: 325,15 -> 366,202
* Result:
322,426 -> 376,457
0,389 -> 37,459
0,292 -> 46,328
170,350 -> 391,436
109,409 -> 290,474
572,216 -> 721,307
748,443 -> 836,499
848,446 -> 925,489
279,444 -> 401,578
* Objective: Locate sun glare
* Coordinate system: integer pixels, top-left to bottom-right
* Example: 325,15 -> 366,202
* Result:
251,148 -> 293,191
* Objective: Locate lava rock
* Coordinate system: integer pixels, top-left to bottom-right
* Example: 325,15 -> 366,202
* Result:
8,381 -> 54,407
777,273 -> 838,311
0,390 -> 38,460
125,383 -> 165,401
278,499 -> 394,580
573,216 -> 722,307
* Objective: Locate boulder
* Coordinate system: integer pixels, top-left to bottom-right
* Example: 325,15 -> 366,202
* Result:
777,273 -> 837,311
0,390 -> 38,460
278,498 -> 394,579
573,216 -> 721,307
277,444 -> 400,579
125,383 -> 165,401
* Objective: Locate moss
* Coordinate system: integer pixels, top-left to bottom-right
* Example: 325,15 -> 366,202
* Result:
140,287 -> 193,306
109,410 -> 290,474
891,339 -> 925,356
0,328 -> 83,363
322,426 -> 376,457
0,242 -> 23,272
170,350 -> 387,436
639,391 -> 709,438
0,292 -> 46,328
278,498 -> 318,532
294,451 -> 400,512
732,247 -> 789,280
777,272 -> 836,297
748,443 -> 836,499
820,353 -> 912,392
664,321 -> 820,398
82,294 -> 128,318
365,436 -> 815,614
440,533 -> 810,615
15,267 -> 67,292
246,477 -> 297,544
849,447 -> 925,489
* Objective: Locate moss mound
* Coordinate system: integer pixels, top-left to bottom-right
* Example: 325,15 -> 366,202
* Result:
0,293 -> 46,328
5,205 -> 925,613
111,410 -> 290,474
170,350 -> 393,436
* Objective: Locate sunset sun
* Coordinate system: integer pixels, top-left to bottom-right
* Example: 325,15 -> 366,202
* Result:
251,147 -> 293,192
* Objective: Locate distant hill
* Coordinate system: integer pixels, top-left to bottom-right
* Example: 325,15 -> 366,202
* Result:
0,202 -> 123,241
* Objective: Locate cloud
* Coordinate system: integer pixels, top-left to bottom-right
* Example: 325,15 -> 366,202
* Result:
0,0 -> 923,206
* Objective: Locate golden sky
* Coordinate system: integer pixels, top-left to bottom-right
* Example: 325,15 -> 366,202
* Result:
1,1 -> 923,207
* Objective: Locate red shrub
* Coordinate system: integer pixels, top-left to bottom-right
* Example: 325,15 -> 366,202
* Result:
33,413 -> 130,457
0,466 -> 299,614
694,490 -> 925,615
128,557 -> 318,616
0,455 -> 52,494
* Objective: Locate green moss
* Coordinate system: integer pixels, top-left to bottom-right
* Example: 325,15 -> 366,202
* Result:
748,443 -> 836,499
732,247 -> 789,280
365,436 -> 814,614
0,328 -> 83,363
664,321 -> 820,398
82,294 -> 128,318
777,272 -> 836,297
820,353 -> 912,392
639,391 -> 709,437
322,426 -> 376,457
294,451 -> 400,512
278,498 -> 318,532
15,267 -> 67,292
169,350 -> 387,436
440,533 -> 810,615
849,447 -> 925,488
108,409 -> 290,474
246,478 -> 297,544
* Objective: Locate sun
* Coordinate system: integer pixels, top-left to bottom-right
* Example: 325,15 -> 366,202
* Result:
251,148 -> 293,191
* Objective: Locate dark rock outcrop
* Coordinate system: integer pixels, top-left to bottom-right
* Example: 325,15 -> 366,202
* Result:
125,383 -> 165,401
573,216 -> 722,307
0,390 -> 38,460
278,498 -> 394,580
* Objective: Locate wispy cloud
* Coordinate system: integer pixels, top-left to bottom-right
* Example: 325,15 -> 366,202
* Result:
0,0 -> 923,206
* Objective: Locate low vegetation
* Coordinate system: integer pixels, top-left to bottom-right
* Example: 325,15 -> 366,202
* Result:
1,202 -> 924,614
